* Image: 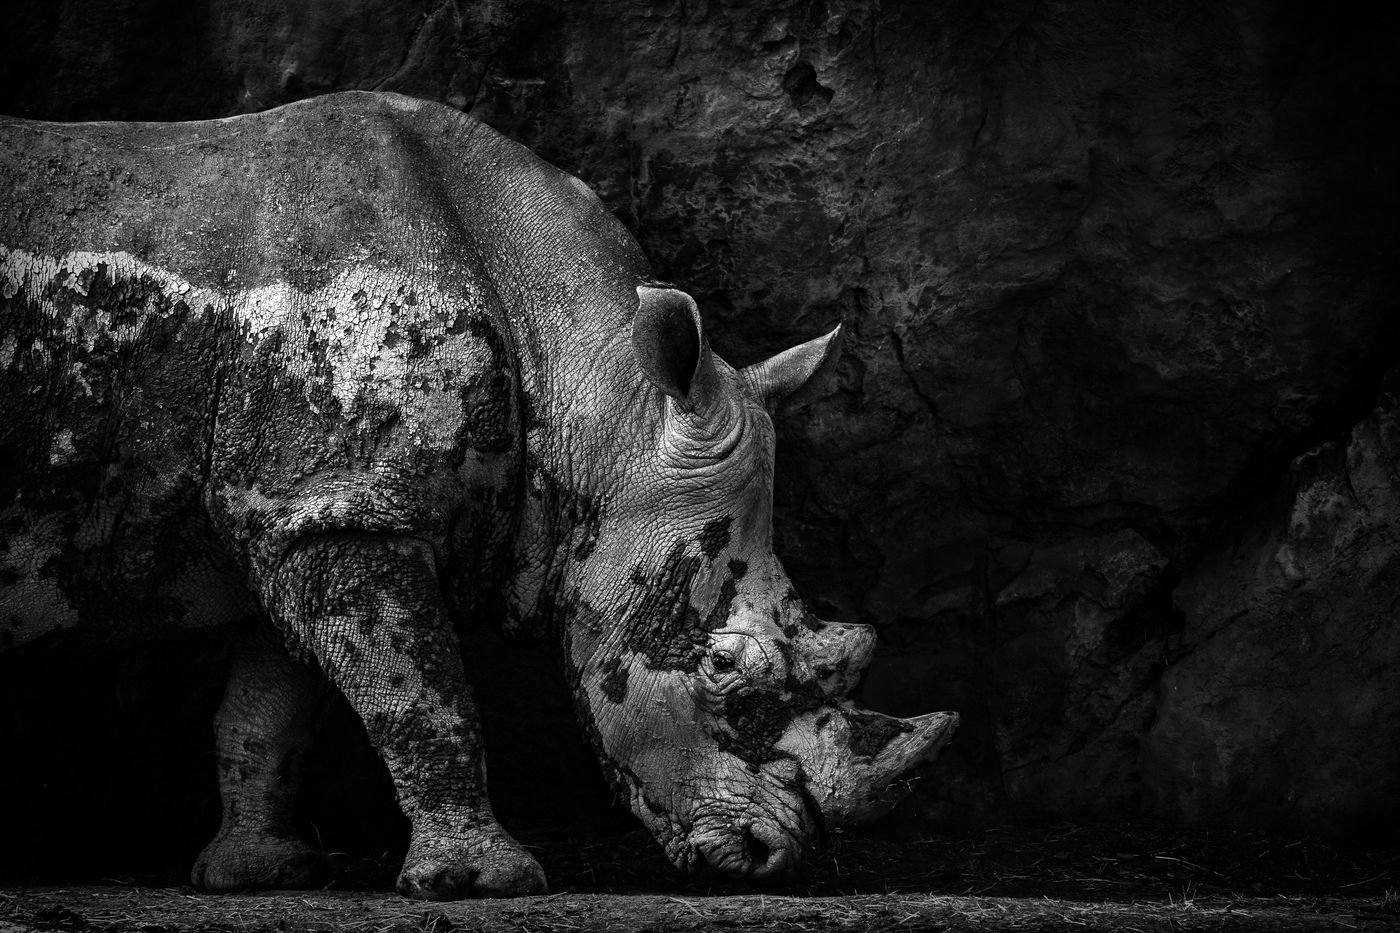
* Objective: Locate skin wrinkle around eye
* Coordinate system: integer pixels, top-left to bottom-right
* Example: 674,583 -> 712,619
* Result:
706,629 -> 783,690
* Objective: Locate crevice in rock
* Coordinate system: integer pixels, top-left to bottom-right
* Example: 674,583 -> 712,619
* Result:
782,62 -> 833,110
1192,361 -> 1400,565
1104,571 -> 1185,665
372,0 -> 455,92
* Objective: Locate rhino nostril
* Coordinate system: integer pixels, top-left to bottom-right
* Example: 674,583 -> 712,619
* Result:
743,827 -> 772,870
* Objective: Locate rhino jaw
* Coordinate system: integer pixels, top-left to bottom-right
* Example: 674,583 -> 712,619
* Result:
776,704 -> 959,827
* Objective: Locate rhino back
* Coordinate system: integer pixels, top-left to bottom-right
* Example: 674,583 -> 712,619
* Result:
0,92 -> 620,647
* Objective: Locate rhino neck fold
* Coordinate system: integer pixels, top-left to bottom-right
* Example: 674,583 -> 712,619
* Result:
398,103 -> 660,644
497,326 -> 662,645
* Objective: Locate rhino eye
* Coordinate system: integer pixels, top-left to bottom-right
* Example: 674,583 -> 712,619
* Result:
711,650 -> 737,672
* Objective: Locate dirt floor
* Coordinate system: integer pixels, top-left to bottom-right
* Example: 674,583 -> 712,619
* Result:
2,823 -> 1396,931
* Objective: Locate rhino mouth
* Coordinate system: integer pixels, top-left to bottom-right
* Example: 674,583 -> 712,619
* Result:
682,790 -> 819,882
690,820 -> 800,881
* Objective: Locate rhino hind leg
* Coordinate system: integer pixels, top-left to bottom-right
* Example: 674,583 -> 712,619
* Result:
193,625 -> 329,892
265,533 -> 547,900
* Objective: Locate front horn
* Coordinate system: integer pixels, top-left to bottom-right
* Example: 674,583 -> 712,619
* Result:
776,703 -> 959,826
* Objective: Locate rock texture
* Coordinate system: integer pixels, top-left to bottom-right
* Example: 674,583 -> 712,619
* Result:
1,0 -> 1397,853
1145,374 -> 1400,839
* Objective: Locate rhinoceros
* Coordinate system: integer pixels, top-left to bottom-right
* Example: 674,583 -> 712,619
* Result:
0,91 -> 957,899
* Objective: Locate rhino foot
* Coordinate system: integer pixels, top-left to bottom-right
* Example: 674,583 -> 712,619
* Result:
192,829 -> 329,892
397,828 -> 547,899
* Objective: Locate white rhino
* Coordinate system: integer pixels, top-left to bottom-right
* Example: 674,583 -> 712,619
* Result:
0,92 -> 956,898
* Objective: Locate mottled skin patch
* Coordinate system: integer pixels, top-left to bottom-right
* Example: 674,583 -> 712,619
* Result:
1,92 -> 955,898
716,689 -> 822,768
598,656 -> 628,703
606,542 -> 707,673
697,515 -> 733,559
844,708 -> 916,758
0,261 -> 255,646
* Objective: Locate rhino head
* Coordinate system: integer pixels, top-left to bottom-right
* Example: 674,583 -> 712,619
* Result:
558,285 -> 958,880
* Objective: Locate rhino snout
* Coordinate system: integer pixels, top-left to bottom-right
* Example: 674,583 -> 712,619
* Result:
691,816 -> 802,882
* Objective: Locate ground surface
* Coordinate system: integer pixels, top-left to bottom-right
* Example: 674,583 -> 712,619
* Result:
2,823 -> 1395,931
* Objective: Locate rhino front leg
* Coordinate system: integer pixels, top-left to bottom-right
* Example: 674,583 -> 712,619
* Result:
263,532 -> 545,900
193,623 -> 328,891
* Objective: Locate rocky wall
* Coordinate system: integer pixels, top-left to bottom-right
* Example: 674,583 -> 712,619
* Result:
1,0 -> 1396,851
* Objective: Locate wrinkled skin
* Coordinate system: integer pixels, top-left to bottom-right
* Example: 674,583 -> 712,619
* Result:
0,92 -> 956,898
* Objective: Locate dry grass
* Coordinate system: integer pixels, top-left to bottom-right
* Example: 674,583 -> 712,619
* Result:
3,823 -> 1395,932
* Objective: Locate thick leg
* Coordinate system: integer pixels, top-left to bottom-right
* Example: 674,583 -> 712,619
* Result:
263,532 -> 545,900
193,625 -> 328,891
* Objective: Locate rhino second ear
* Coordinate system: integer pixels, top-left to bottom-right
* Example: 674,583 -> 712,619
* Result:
740,323 -> 843,408
632,286 -> 705,401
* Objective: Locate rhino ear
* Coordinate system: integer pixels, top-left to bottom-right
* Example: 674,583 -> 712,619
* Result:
632,286 -> 706,401
741,324 -> 843,408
